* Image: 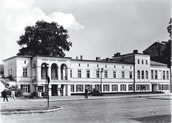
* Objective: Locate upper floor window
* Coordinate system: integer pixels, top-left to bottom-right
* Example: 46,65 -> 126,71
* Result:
113,71 -> 116,78
166,71 -> 169,80
97,64 -> 99,67
114,65 -> 116,68
129,71 -> 132,79
141,70 -> 144,79
142,60 -> 144,64
104,70 -> 108,78
137,70 -> 140,79
163,71 -> 165,80
24,60 -> 26,64
151,70 -> 154,79
78,70 -> 81,78
79,63 -> 80,67
23,68 -> 27,77
138,59 -> 140,64
86,70 -> 90,78
70,70 -> 72,78
146,60 -> 148,65
121,71 -> 125,78
146,71 -> 148,79
155,70 -> 158,79
87,64 -> 89,67
96,70 -> 100,78
105,65 -> 107,68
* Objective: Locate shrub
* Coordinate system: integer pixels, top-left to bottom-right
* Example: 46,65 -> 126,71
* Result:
91,89 -> 102,96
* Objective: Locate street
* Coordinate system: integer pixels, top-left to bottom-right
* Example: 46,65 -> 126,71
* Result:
1,96 -> 171,123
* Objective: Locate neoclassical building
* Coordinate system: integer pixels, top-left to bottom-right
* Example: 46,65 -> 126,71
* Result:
4,50 -> 170,96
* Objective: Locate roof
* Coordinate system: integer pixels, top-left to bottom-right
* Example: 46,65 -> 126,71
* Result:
150,61 -> 167,67
3,55 -> 32,61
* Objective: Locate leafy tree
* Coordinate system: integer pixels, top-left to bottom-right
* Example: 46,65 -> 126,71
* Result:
17,21 -> 72,57
167,18 -> 172,38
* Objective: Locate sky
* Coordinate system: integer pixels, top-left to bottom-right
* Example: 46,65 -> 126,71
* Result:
0,0 -> 171,63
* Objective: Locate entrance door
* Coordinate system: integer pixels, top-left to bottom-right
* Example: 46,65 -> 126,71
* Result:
52,85 -> 58,96
152,84 -> 158,92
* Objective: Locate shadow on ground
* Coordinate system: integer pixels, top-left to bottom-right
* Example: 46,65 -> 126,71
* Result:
132,115 -> 171,123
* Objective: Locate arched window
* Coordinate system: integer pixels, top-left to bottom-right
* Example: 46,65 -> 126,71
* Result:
137,70 -> 140,79
41,63 -> 48,79
61,64 -> 68,80
146,71 -> 148,79
142,70 -> 144,79
51,63 -> 58,80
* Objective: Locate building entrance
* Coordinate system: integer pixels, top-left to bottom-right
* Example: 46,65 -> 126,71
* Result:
52,85 -> 58,96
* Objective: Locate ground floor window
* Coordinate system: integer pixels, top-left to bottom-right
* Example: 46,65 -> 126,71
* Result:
71,85 -> 74,92
136,85 -> 150,91
85,85 -> 92,91
21,84 -> 30,93
128,84 -> 133,91
112,85 -> 118,91
76,85 -> 83,92
120,84 -> 126,91
159,84 -> 169,90
95,84 -> 101,91
103,84 -> 110,92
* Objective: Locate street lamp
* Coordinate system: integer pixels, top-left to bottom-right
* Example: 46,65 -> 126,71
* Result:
45,63 -> 50,108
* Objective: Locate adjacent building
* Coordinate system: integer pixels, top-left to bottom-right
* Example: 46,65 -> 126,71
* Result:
3,50 -> 170,96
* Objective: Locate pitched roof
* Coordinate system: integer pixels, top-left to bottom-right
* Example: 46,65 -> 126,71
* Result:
150,60 -> 167,67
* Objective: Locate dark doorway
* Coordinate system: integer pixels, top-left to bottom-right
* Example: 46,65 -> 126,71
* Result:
52,85 -> 58,96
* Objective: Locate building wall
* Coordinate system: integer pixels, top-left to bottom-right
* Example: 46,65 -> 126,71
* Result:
3,54 -> 171,96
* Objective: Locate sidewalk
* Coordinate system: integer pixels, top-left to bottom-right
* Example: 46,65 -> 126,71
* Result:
0,93 -> 171,115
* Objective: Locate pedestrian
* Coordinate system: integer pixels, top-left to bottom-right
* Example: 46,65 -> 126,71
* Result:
1,89 -> 8,102
85,88 -> 88,99
11,90 -> 15,101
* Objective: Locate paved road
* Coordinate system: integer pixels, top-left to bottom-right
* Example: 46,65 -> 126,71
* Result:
1,96 -> 171,123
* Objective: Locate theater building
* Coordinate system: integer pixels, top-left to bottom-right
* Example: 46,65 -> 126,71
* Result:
3,50 -> 170,96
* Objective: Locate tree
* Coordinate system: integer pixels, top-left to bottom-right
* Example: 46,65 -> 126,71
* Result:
167,18 -> 172,38
17,21 -> 72,57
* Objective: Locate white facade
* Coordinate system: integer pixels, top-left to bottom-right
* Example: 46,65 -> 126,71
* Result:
3,53 -> 170,96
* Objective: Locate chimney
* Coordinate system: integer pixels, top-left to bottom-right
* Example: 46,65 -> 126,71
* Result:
114,52 -> 121,57
80,55 -> 83,60
96,57 -> 101,61
133,50 -> 138,54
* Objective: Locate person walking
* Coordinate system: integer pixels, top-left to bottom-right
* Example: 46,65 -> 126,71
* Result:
11,90 -> 15,101
1,89 -> 8,102
85,88 -> 88,99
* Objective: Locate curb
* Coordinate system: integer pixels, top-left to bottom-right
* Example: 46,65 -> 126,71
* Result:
1,107 -> 62,115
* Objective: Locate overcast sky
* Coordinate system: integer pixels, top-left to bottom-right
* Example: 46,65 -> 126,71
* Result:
0,0 -> 171,63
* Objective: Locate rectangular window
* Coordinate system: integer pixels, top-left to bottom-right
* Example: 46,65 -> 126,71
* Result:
71,85 -> 74,92
96,70 -> 100,78
121,71 -> 125,78
95,84 -> 101,91
78,70 -> 81,78
86,70 -> 90,78
120,84 -> 126,91
113,71 -> 116,78
104,70 -> 108,78
163,71 -> 165,80
155,70 -> 158,79
129,71 -> 132,79
23,68 -> 27,77
128,85 -> 133,91
70,70 -> 72,78
112,85 -> 118,91
138,59 -> 140,64
76,85 -> 83,92
103,85 -> 109,92
21,84 -> 30,93
166,71 -> 169,80
85,85 -> 92,91
151,70 -> 154,79
146,60 -> 148,65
